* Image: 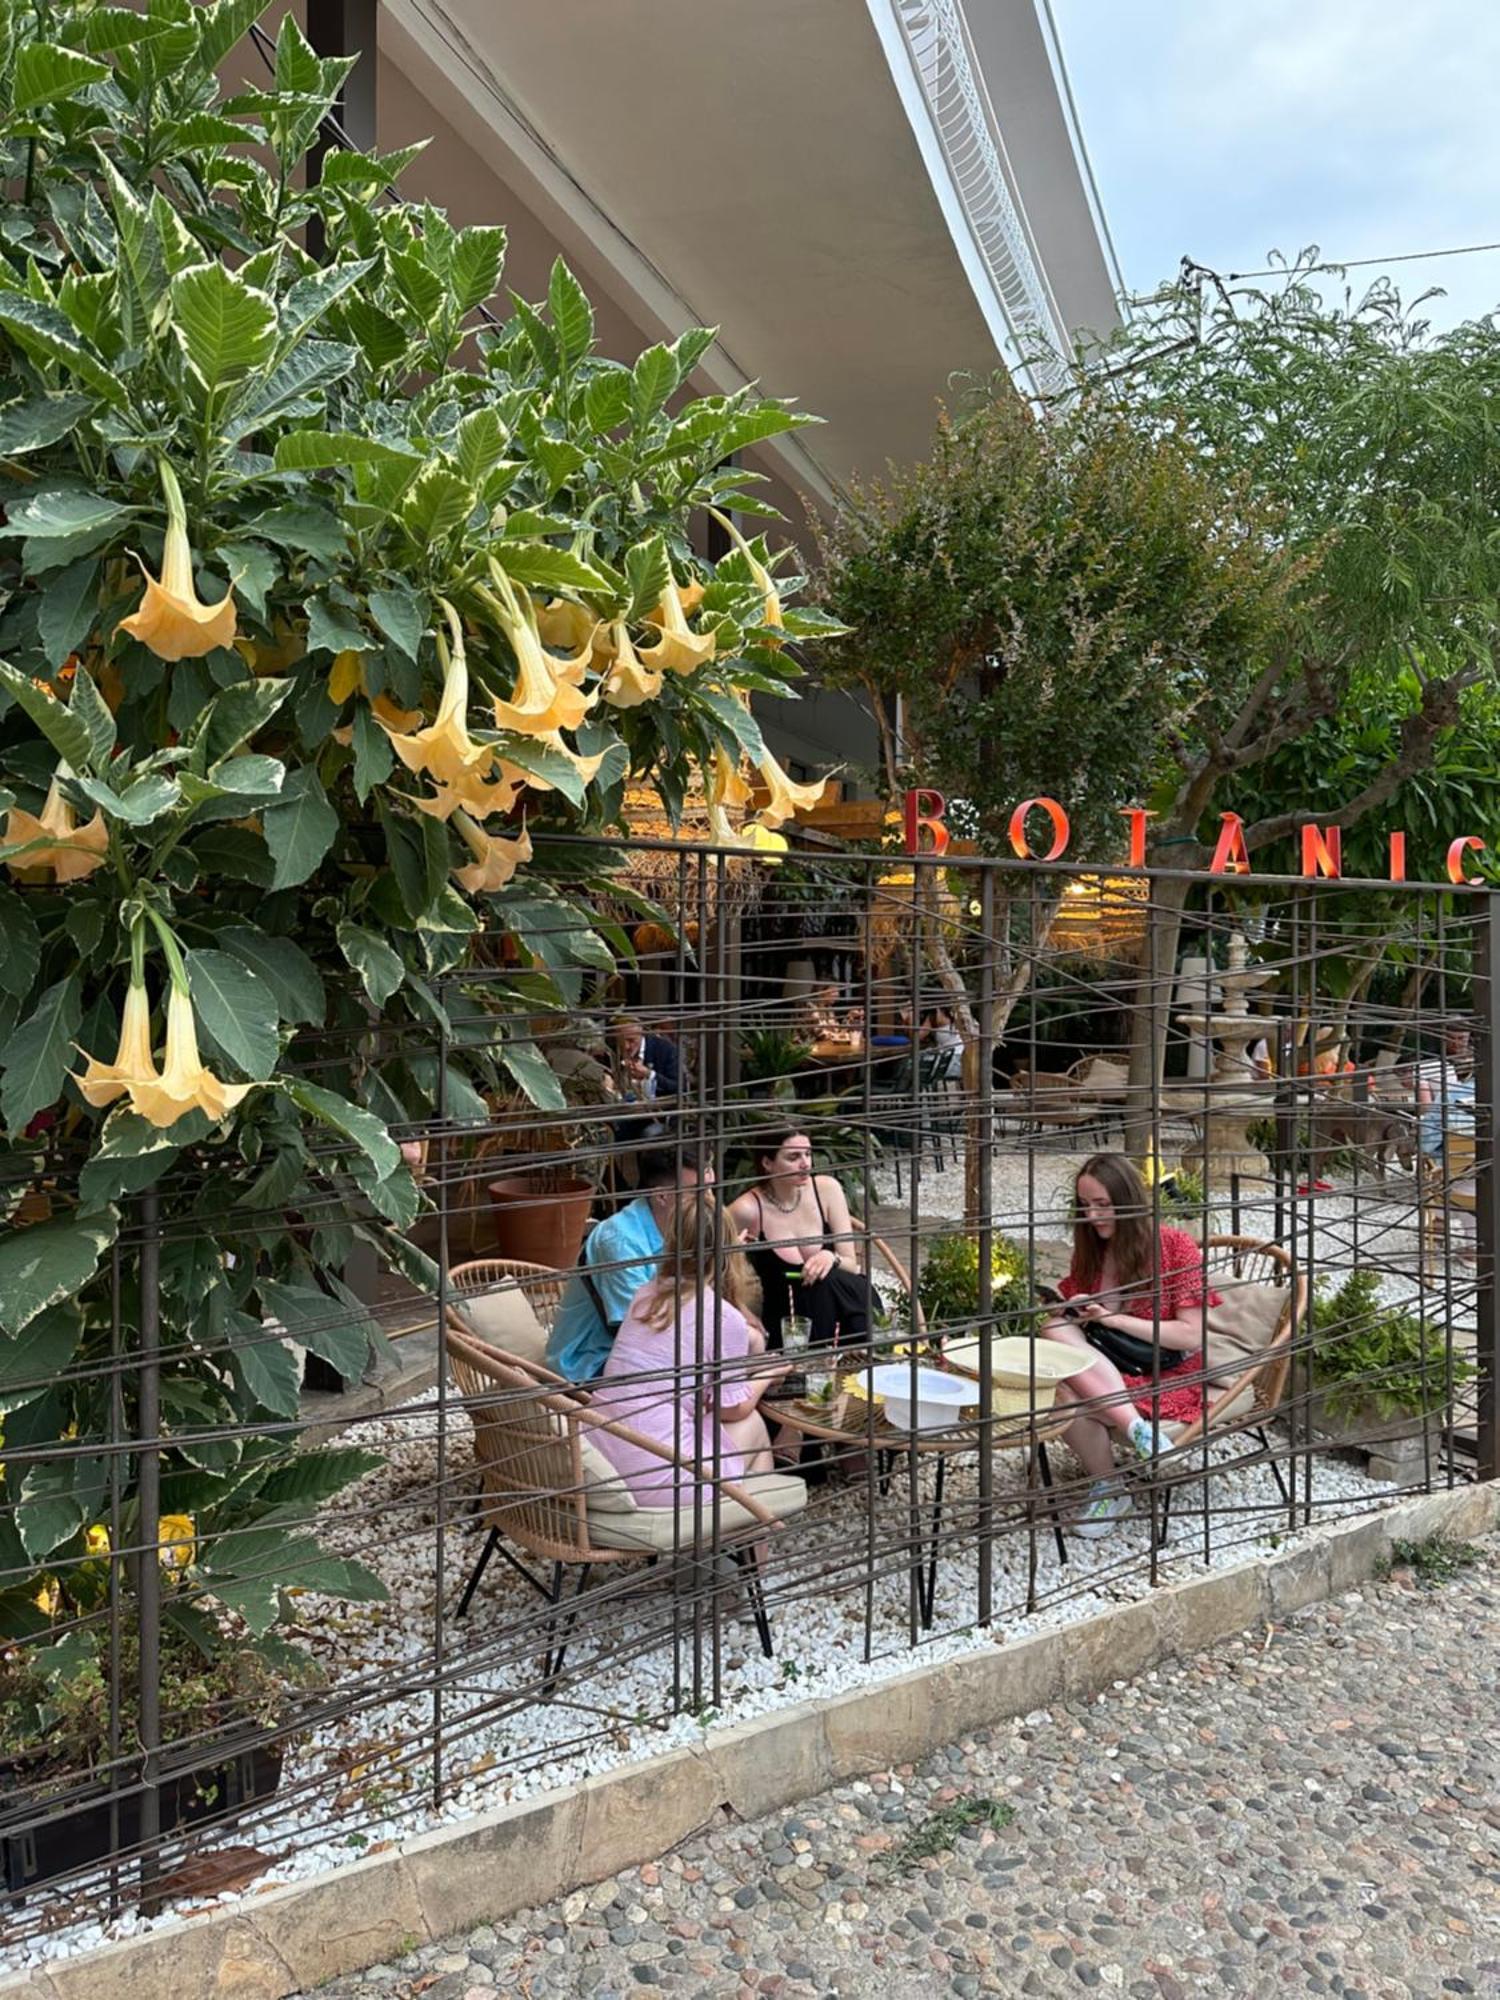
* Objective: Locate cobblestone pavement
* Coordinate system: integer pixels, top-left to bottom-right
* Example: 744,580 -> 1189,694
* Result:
301,1533 -> 1500,2000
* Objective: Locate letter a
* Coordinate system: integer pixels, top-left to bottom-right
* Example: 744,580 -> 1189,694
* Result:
1210,812 -> 1251,876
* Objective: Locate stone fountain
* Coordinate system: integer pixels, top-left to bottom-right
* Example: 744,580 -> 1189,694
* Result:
1174,933 -> 1277,1191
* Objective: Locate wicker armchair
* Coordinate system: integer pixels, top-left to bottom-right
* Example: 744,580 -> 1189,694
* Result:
446,1324 -> 806,1680
448,1257 -> 567,1367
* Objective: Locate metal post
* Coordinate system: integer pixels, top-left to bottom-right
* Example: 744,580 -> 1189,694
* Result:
136,1192 -> 162,1910
1473,892 -> 1499,1481
975,864 -> 996,1627
432,984 -> 450,1806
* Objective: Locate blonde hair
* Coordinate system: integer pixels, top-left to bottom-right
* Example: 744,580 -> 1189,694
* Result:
641,1196 -> 754,1329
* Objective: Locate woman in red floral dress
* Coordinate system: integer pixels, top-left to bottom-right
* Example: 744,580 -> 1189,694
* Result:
1044,1152 -> 1220,1538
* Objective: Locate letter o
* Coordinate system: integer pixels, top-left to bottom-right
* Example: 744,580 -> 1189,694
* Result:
1007,797 -> 1071,862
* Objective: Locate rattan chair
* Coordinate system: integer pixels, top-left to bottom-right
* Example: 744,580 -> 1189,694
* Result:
1419,1132 -> 1477,1260
1147,1234 -> 1308,1546
446,1322 -> 806,1682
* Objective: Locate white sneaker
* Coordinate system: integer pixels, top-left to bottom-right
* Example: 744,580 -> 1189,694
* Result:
1072,1488 -> 1132,1539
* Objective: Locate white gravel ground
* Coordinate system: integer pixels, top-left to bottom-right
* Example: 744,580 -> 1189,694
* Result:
4,1140 -> 1469,1976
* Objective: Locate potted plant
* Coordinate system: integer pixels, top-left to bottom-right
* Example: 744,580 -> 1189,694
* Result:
738,1028 -> 814,1099
896,1231 -> 1034,1336
1307,1270 -> 1473,1443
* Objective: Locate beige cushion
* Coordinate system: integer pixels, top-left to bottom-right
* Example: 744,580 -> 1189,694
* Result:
576,1431 -> 637,1513
454,1288 -> 548,1366
585,1471 -> 807,1552
1202,1279 -> 1286,1382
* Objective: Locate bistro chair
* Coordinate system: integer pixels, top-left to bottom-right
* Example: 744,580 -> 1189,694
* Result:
1419,1132 -> 1478,1262
445,1324 -> 807,1685
448,1256 -> 566,1370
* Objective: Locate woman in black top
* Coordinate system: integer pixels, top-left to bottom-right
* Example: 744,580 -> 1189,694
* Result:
728,1126 -> 872,1348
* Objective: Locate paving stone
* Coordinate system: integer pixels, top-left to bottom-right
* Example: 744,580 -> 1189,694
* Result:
292,1534 -> 1499,2000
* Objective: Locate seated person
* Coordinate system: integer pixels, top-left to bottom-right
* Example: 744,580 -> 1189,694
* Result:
920,1004 -> 964,1079
589,1198 -> 788,1508
1418,1026 -> 1475,1159
1041,1152 -> 1218,1540
727,1126 -> 873,1349
795,983 -> 844,1043
609,1014 -> 680,1103
546,1148 -> 712,1382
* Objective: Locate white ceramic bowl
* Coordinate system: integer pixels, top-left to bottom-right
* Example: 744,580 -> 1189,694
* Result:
868,1363 -> 970,1431
942,1335 -> 1094,1415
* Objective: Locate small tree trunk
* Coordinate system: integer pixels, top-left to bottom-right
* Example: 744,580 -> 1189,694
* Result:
1122,875 -> 1193,1162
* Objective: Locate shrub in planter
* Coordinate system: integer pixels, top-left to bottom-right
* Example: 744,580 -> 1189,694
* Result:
895,1231 -> 1034,1335
1308,1270 -> 1473,1431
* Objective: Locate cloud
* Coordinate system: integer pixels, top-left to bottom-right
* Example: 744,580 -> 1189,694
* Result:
1051,0 -> 1500,325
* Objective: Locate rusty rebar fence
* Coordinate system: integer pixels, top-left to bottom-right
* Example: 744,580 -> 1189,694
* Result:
0,843 -> 1493,1960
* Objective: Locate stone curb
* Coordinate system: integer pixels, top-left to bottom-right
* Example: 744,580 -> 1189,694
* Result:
6,1481 -> 1497,1999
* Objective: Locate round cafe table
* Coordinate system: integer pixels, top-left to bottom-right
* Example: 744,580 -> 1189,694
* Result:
763,1377 -> 1073,1629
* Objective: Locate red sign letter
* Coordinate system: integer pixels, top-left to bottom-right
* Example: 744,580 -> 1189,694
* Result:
1388,831 -> 1407,883
1300,824 -> 1342,880
1209,812 -> 1251,876
1447,835 -> 1485,886
1118,806 -> 1155,868
1008,797 -> 1071,862
903,788 -> 949,856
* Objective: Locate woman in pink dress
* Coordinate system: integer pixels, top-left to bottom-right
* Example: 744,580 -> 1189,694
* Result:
590,1199 -> 786,1507
1042,1152 -> 1219,1539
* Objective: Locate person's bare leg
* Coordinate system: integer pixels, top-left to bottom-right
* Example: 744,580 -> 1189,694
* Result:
723,1410 -> 775,1571
1053,1384 -> 1116,1481
1041,1321 -> 1138,1435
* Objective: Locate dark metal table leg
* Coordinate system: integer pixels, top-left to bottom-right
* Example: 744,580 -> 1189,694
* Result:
1035,1441 -> 1069,1566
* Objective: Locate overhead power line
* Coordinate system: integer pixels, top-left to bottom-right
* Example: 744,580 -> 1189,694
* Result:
1223,240 -> 1500,282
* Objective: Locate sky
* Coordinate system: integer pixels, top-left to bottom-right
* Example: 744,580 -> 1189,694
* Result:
1049,0 -> 1500,330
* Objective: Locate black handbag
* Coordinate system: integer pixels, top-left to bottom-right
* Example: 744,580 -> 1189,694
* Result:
1084,1321 -> 1168,1376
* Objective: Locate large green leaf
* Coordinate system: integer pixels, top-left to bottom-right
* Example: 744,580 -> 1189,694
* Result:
194,677 -> 293,765
0,1212 -> 115,1335
493,542 -> 611,596
282,1076 -> 400,1180
226,1309 -> 302,1420
171,261 -> 278,391
185,949 -> 280,1079
0,890 -> 41,1003
2,489 -> 129,541
336,921 -> 404,1006
274,430 -> 423,473
368,582 -> 425,661
76,1113 -> 182,1212
0,659 -> 92,770
351,701 -> 394,802
11,41 -> 109,113
547,256 -> 594,367
201,1522 -> 385,1634
262,768 -> 338,888
0,973 -> 81,1136
631,343 -> 680,429
197,0 -> 278,69
69,663 -> 116,769
258,1279 -> 370,1382
16,1463 -> 86,1564
0,1302 -> 81,1416
399,464 -> 474,545
451,226 -> 508,314
498,1036 -> 567,1111
256,1446 -> 382,1513
0,296 -> 126,408
68,773 -> 179,825
0,392 -> 93,455
219,927 -> 326,1026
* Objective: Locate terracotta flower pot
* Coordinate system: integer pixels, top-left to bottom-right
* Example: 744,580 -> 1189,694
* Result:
487,1173 -> 595,1270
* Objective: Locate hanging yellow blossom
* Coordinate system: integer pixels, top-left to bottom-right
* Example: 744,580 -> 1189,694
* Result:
408,762 -> 529,823
709,508 -> 785,642
129,983 -> 255,1130
157,1514 -> 196,1570
3,773 -> 109,884
380,600 -> 496,792
84,1524 -> 111,1557
33,1576 -> 60,1618
485,566 -> 597,736
451,813 -> 533,894
74,971 -> 157,1108
745,822 -> 790,861
534,597 -> 608,661
117,460 -> 236,661
754,746 -> 828,828
638,574 -> 715,676
600,620 -> 664,709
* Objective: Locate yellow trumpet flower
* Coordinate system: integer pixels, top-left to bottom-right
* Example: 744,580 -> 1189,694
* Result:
380,601 -> 496,792
451,812 -> 533,894
534,597 -> 606,660
485,568 -> 597,736
600,620 -> 664,709
128,983 -> 254,1130
157,1513 -> 196,1570
754,746 -> 828,829
710,745 -> 753,810
408,762 -> 529,823
709,508 -> 784,641
117,461 -> 236,661
74,973 -> 157,1108
638,574 -> 716,676
34,1576 -> 60,1618
3,773 -> 108,884
85,1524 -> 111,1557
745,822 -> 789,861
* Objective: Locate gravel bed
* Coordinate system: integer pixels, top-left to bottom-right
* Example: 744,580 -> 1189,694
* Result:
298,1531 -> 1500,1999
2,1143 -> 1463,1978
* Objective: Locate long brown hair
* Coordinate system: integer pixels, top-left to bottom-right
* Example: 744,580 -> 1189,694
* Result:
1070,1152 -> 1159,1293
641,1196 -> 753,1329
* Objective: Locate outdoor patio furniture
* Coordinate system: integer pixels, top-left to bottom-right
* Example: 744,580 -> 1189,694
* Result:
448,1257 -> 567,1370
1148,1234 -> 1309,1546
1419,1133 -> 1478,1260
446,1325 -> 807,1679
